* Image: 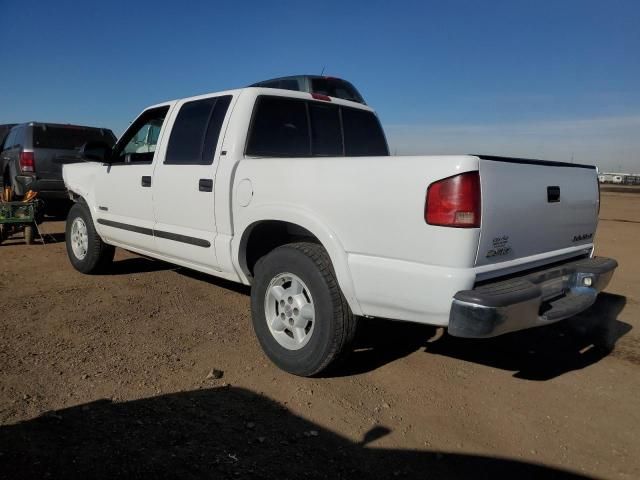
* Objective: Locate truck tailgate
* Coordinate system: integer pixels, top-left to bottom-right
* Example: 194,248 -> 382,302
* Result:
476,156 -> 599,267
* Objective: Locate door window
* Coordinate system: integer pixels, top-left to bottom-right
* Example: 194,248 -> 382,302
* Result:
112,107 -> 170,163
165,95 -> 232,165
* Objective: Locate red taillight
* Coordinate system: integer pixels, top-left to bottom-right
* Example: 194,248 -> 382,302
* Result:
20,151 -> 35,173
425,171 -> 481,227
311,93 -> 331,101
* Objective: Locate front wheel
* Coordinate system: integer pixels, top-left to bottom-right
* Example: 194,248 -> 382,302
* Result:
251,242 -> 357,376
65,202 -> 115,274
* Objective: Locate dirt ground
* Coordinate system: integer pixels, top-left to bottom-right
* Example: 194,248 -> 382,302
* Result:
0,191 -> 638,479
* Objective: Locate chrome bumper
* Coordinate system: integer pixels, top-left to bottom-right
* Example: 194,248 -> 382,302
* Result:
448,256 -> 618,338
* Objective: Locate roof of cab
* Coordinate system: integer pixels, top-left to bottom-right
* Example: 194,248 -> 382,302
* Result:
147,87 -> 374,112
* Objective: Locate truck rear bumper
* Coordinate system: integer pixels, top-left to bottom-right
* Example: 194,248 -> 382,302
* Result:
448,256 -> 617,338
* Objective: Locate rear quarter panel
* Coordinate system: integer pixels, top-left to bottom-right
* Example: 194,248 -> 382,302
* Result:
231,155 -> 481,322
233,155 -> 481,268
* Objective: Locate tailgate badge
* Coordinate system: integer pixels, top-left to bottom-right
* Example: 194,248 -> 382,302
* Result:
486,235 -> 512,258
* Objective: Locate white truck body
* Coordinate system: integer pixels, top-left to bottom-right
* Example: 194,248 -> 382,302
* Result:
62,86 -> 616,374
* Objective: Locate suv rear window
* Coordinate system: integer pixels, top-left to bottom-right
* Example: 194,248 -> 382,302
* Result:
33,126 -> 115,150
311,78 -> 364,104
246,96 -> 388,158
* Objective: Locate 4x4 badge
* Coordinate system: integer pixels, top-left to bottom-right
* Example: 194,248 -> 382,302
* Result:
573,233 -> 593,242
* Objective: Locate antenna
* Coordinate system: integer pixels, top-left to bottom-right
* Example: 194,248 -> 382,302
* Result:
320,66 -> 326,76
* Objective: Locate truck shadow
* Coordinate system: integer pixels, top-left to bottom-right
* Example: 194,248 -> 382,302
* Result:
340,293 -> 629,381
176,267 -> 252,296
105,257 -> 178,275
0,386 -> 593,479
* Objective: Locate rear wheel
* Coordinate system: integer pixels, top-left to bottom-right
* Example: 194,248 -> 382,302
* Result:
65,202 -> 115,274
251,242 -> 357,376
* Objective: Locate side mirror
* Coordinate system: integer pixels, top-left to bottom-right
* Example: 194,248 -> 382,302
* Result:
80,141 -> 112,162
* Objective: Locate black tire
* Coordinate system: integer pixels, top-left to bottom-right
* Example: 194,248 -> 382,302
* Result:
65,202 -> 115,274
24,225 -> 34,245
251,242 -> 358,377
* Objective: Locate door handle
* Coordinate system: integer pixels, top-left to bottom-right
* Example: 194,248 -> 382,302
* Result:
141,176 -> 152,187
199,178 -> 213,192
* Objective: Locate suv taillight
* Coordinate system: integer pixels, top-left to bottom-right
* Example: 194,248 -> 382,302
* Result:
20,151 -> 35,173
425,171 -> 481,227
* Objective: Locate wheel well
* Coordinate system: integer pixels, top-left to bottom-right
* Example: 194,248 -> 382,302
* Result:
241,221 -> 319,278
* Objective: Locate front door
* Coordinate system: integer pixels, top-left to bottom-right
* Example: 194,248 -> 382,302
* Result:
151,94 -> 233,270
93,106 -> 171,253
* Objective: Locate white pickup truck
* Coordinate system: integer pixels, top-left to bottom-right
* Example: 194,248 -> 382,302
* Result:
62,86 -> 617,376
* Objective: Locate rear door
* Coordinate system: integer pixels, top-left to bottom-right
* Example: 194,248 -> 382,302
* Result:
151,94 -> 233,269
476,157 -> 599,266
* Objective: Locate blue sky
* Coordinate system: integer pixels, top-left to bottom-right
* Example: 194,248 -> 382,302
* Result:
1,0 -> 638,171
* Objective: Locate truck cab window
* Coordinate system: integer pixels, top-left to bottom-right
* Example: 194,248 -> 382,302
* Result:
113,106 -> 169,164
246,96 -> 388,158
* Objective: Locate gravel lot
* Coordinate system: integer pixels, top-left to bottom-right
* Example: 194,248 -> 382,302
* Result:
1,191 -> 638,479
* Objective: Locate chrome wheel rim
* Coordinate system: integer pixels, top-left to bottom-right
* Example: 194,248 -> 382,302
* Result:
70,217 -> 89,260
264,272 -> 315,350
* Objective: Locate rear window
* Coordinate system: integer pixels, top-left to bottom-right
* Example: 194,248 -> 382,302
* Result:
342,108 -> 389,156
246,96 -> 310,157
246,96 -> 388,158
309,103 -> 342,156
33,126 -> 115,150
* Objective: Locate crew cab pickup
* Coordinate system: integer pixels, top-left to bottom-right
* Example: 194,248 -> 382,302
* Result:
62,86 -> 617,376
